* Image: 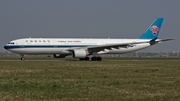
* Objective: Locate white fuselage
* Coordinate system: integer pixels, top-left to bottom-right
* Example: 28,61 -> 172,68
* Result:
4,38 -> 152,55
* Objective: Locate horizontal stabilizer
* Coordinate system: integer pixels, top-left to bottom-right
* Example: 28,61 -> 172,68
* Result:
150,38 -> 174,45
156,39 -> 174,42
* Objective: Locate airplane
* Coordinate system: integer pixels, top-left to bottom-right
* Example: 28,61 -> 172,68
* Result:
4,18 -> 173,61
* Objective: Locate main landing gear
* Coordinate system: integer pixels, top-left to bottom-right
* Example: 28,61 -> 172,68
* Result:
91,57 -> 102,61
79,56 -> 102,61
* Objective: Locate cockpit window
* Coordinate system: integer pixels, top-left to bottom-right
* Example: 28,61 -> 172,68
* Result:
8,42 -> 15,44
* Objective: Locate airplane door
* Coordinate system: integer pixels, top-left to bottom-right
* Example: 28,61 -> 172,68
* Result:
20,40 -> 26,48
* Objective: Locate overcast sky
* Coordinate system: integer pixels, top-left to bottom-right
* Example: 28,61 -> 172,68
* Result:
0,0 -> 179,52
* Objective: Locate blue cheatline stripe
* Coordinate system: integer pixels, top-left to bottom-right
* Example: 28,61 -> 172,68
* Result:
4,44 -> 97,49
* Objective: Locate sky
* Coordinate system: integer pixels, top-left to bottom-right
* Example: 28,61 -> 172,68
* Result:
0,0 -> 179,52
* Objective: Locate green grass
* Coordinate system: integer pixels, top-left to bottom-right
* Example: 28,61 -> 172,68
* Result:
0,57 -> 180,101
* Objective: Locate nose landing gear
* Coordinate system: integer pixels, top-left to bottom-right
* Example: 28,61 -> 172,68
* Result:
20,54 -> 25,60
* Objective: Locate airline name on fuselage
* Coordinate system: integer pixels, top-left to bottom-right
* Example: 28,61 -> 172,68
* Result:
22,39 -> 82,43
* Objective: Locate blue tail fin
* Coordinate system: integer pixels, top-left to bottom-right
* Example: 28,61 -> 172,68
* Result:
138,18 -> 164,39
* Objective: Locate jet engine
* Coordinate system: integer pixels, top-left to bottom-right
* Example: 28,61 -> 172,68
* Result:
72,49 -> 88,58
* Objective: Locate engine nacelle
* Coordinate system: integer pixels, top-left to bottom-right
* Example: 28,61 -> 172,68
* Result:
72,49 -> 88,58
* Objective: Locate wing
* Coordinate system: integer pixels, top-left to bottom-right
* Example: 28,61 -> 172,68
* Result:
66,39 -> 173,55
86,40 -> 150,54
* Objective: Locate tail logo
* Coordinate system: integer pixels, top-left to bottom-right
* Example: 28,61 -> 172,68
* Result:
150,26 -> 159,36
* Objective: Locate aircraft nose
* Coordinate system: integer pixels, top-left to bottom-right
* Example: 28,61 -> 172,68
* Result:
4,45 -> 9,50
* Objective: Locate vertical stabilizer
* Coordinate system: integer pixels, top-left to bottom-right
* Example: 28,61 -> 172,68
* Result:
138,18 -> 164,39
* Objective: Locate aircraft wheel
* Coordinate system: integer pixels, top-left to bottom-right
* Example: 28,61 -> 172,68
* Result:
21,57 -> 25,60
97,57 -> 102,61
85,57 -> 90,61
91,57 -> 97,61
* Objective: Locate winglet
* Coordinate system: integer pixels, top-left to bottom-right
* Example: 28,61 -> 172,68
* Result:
138,18 -> 164,39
